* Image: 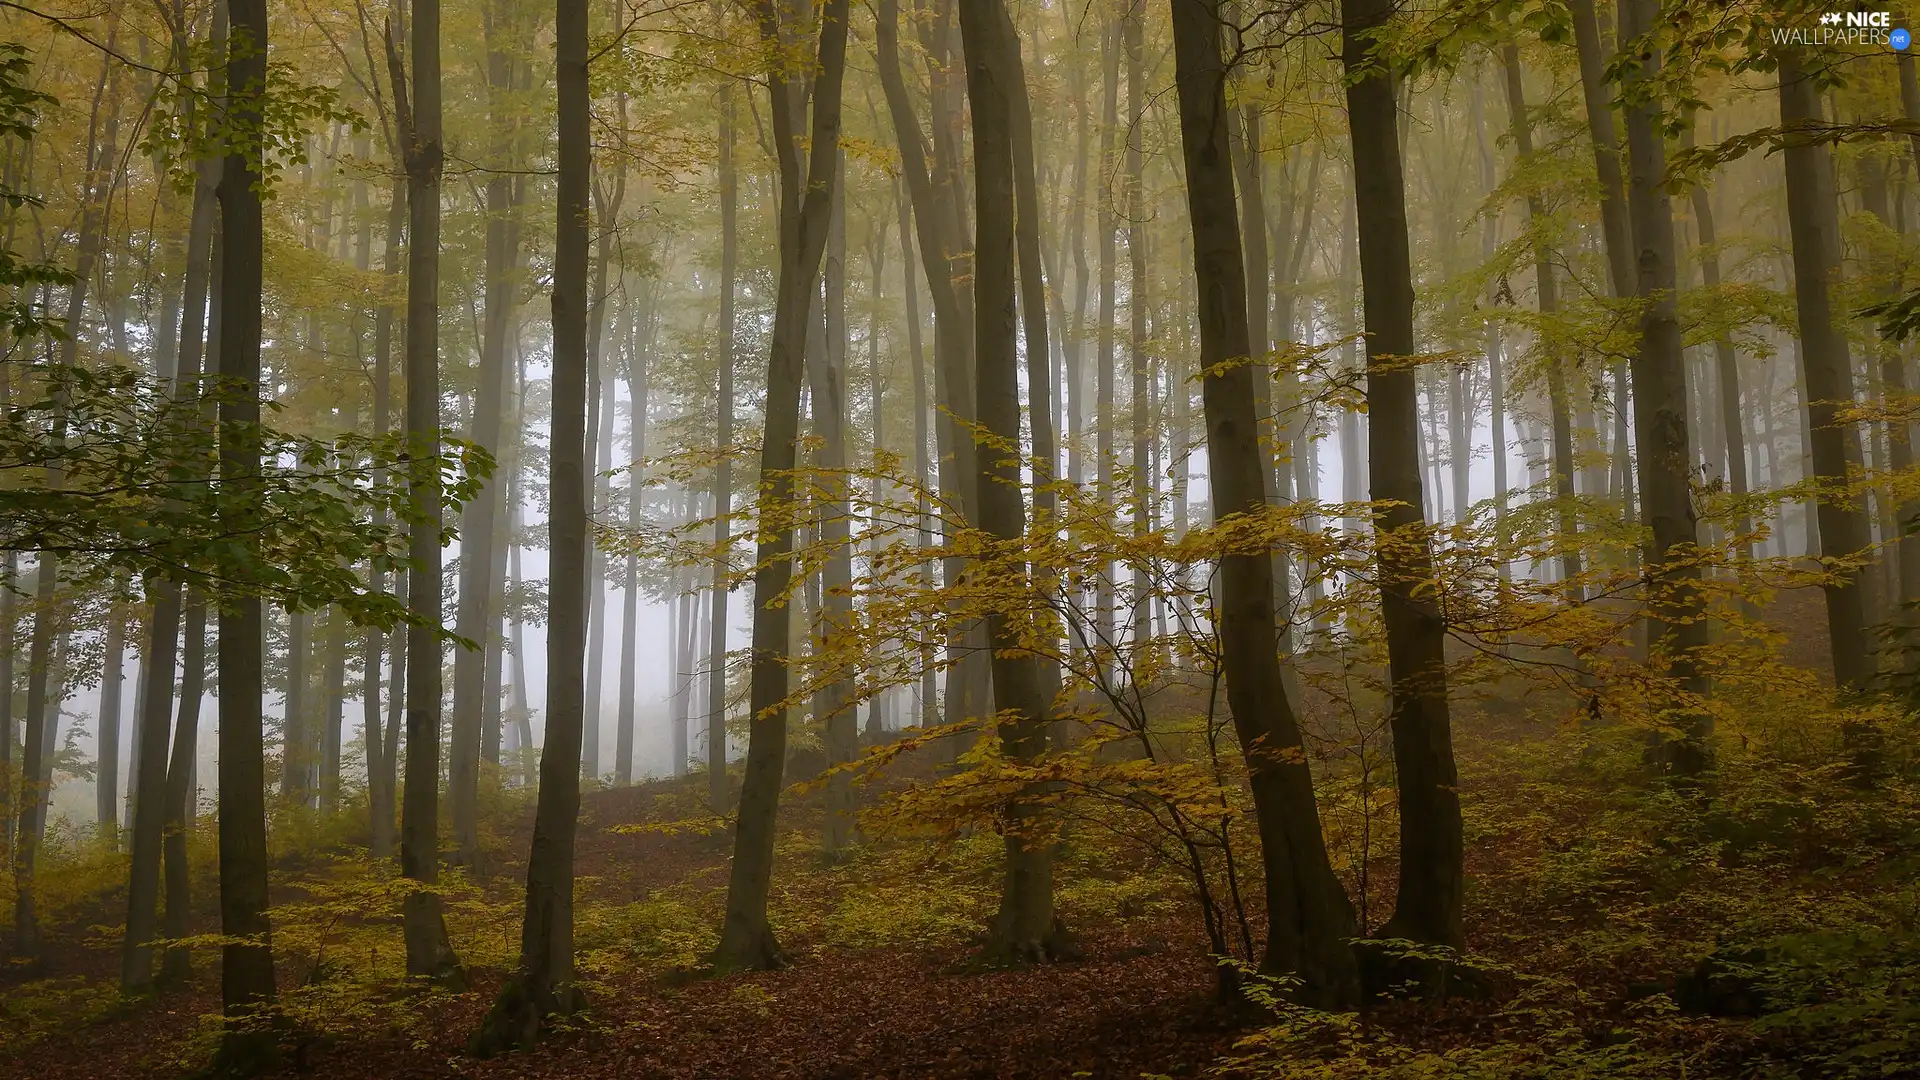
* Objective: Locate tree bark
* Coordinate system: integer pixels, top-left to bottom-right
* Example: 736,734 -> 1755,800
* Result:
1779,50 -> 1872,692
711,0 -> 851,973
708,83 -> 737,804
398,0 -> 464,984
1168,0 -> 1361,1005
159,592 -> 205,985
451,0 -> 526,864
1681,128 -> 1756,586
1500,46 -> 1583,592
958,0 -> 1062,962
1343,0 -> 1463,950
472,0 -> 592,1051
215,0 -> 279,1055
812,147 -> 859,857
1621,0 -> 1710,776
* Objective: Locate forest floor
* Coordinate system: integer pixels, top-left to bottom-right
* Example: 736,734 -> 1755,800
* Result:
0,773 -> 1252,1080
4,598 -> 1918,1079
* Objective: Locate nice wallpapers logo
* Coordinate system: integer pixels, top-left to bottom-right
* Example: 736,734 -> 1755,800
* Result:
1770,9 -> 1910,48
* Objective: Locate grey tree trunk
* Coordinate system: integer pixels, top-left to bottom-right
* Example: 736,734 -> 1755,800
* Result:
398,0 -> 464,984
616,287 -> 652,786
1171,0 -> 1359,1005
1095,15 -> 1119,665
215,0 -> 279,1055
1500,46 -> 1583,592
1344,0 -> 1463,950
812,148 -> 859,857
1621,0 -> 1710,776
159,592 -> 205,986
1779,50 -> 1873,691
450,0 -> 526,866
367,172 -> 405,861
708,85 -> 737,804
893,177 -> 939,731
711,0 -> 851,974
1681,128 -> 1756,583
472,0 -> 592,1051
97,606 -> 125,839
960,0 -> 1063,962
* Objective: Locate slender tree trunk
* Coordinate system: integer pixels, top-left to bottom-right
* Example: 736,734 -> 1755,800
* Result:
708,85 -> 737,804
712,0 -> 851,973
158,125 -> 221,985
1500,46 -> 1583,592
1622,0 -> 1710,775
398,0 -> 464,983
367,172 -> 404,860
1682,130 -> 1755,583
159,592 -> 204,985
215,0 -> 279,1054
1568,0 -> 1640,544
12,557 -> 57,960
1344,0 -> 1463,949
1779,50 -> 1872,691
616,287 -> 652,787
473,0 -> 592,1050
124,576 -> 177,995
813,148 -> 859,856
581,164 -> 625,784
282,612 -> 310,805
894,177 -> 939,731
1008,6 -> 1064,724
1171,0 -> 1359,1005
959,0 -> 1062,961
450,0 -> 525,866
1095,15 -> 1119,666
97,606 -> 124,839
0,553 -> 14,859
1861,145 -> 1920,615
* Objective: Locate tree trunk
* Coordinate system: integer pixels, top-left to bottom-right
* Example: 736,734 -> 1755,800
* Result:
214,0 -> 279,1055
1095,15 -> 1119,668
1681,128 -> 1756,585
1860,143 -> 1920,615
1621,0 -> 1710,775
711,0 -> 851,974
894,176 -> 939,731
616,287 -> 652,786
124,575 -> 177,994
97,605 -> 125,839
812,148 -> 859,857
399,0 -> 464,984
959,0 -> 1063,962
1500,46 -> 1583,592
708,84 -> 737,804
472,0 -> 592,1051
1344,0 -> 1463,949
367,171 -> 404,861
1779,50 -> 1872,691
1171,0 -> 1360,1005
159,592 -> 205,985
450,0 -> 525,865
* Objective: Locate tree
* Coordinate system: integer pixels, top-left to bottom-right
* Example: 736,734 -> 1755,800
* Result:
1620,0 -> 1709,775
1169,0 -> 1359,1005
958,0 -> 1064,963
1342,0 -> 1463,951
214,0 -> 279,1062
391,0 -> 465,986
451,0 -> 528,867
472,0 -> 593,1049
711,0 -> 852,973
1778,48 -> 1872,692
